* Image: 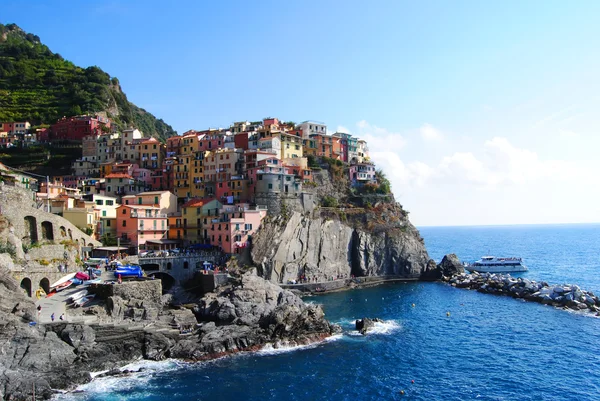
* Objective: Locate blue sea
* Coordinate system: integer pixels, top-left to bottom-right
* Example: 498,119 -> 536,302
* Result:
59,224 -> 600,401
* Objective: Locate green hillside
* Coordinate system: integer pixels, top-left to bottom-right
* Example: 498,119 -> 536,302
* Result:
0,23 -> 176,142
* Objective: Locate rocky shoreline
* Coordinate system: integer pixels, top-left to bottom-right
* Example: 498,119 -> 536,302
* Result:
0,268 -> 340,400
444,271 -> 600,316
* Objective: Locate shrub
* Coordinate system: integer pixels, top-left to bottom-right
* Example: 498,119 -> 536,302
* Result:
38,258 -> 50,266
322,196 -> 338,208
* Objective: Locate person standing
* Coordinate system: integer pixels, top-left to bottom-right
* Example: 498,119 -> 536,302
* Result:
50,313 -> 55,322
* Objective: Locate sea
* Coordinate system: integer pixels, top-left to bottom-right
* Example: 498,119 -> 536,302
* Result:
57,224 -> 600,401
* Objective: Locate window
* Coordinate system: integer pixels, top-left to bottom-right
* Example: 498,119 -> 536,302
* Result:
245,223 -> 253,230
154,196 -> 159,204
106,220 -> 111,227
122,209 -> 126,215
154,220 -> 157,229
106,200 -> 114,206
96,200 -> 104,205
102,210 -> 106,217
122,220 -> 126,227
125,200 -> 129,205
268,183 -> 273,189
138,197 -> 142,205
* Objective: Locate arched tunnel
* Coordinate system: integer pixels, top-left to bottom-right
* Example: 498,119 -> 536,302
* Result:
147,272 -> 176,293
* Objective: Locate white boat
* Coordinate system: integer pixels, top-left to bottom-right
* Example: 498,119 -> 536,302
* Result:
66,289 -> 88,304
465,256 -> 528,273
50,273 -> 76,289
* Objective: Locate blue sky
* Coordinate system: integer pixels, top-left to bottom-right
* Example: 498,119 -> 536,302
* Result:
3,1 -> 600,226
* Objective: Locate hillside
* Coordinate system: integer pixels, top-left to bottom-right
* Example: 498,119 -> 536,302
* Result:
0,23 -> 176,142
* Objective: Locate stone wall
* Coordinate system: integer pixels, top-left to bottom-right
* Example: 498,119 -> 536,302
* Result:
254,192 -> 315,216
0,184 -> 100,254
90,280 -> 162,304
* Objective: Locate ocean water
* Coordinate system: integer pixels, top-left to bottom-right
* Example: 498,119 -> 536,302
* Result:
57,224 -> 600,401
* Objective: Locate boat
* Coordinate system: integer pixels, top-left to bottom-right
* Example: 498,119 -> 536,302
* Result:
50,273 -> 76,289
66,289 -> 88,304
465,256 -> 528,273
54,280 -> 74,292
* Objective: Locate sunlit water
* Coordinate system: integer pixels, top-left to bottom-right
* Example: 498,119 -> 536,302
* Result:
57,224 -> 600,401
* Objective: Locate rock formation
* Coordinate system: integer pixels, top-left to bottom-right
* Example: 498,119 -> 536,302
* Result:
355,317 -> 383,335
445,272 -> 600,315
421,253 -> 465,281
251,208 -> 430,284
0,268 -> 337,400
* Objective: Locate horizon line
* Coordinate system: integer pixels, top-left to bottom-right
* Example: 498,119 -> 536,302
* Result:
416,221 -> 600,228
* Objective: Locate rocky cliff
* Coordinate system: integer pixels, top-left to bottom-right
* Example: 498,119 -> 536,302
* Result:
250,169 -> 431,284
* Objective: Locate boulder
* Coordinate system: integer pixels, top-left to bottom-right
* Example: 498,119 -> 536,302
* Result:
355,317 -> 383,335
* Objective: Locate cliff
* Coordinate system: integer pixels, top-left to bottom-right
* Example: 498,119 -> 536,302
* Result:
250,169 -> 431,284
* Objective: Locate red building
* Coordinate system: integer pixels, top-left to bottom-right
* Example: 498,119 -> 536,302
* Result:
50,115 -> 110,142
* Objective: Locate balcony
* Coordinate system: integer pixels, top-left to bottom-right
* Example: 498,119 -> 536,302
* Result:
131,212 -> 168,218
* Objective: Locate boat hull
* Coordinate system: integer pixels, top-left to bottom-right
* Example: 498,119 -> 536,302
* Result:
466,265 -> 528,273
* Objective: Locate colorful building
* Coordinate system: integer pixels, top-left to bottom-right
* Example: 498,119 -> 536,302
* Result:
50,115 -> 110,142
116,204 -> 169,252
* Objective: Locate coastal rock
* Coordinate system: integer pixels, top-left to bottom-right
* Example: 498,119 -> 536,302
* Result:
421,254 -> 464,281
0,260 -> 336,399
355,317 -> 383,335
444,272 -> 600,315
251,210 -> 430,284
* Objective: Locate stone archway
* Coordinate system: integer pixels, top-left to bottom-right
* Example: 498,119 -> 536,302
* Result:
59,226 -> 67,237
20,277 -> 32,297
148,272 -> 176,293
39,277 -> 50,294
41,221 -> 54,241
24,216 -> 37,244
140,263 -> 160,272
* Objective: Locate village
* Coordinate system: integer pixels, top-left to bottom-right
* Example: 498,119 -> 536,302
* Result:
0,116 -> 378,257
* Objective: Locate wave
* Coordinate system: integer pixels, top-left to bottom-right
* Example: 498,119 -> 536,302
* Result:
53,359 -> 185,400
256,334 -> 343,356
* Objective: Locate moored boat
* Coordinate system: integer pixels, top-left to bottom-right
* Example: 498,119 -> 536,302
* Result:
465,256 -> 528,273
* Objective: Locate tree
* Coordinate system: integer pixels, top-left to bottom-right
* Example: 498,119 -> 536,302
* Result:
375,169 -> 391,194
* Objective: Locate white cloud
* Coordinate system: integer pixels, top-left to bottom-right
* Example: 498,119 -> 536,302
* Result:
355,120 -> 407,150
420,123 -> 443,141
341,120 -> 600,225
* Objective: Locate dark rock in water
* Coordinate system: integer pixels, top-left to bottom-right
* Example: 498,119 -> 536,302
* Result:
420,259 -> 441,281
420,254 -> 464,281
355,318 -> 383,335
438,254 -> 465,277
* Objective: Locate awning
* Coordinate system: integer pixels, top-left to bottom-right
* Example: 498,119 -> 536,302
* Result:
95,246 -> 128,251
145,239 -> 180,244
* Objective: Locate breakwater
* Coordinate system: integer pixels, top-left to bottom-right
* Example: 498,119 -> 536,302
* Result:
444,272 -> 600,315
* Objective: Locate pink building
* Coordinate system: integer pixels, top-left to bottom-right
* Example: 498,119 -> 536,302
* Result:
116,204 -> 168,252
207,207 -> 267,254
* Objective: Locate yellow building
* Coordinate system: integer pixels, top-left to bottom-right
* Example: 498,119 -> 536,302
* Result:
279,132 -> 303,160
190,150 -> 206,198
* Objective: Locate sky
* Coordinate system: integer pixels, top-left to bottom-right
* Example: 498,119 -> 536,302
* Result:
3,0 -> 600,226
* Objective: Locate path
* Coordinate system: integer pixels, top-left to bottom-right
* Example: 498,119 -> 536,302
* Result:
34,268 -> 112,324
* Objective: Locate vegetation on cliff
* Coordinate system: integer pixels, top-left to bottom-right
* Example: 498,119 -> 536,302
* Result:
0,23 -> 176,142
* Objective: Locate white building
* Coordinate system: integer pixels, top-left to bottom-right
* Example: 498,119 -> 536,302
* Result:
297,121 -> 327,139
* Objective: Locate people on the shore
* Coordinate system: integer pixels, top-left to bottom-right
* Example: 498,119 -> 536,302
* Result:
59,313 -> 65,321
50,313 -> 55,322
